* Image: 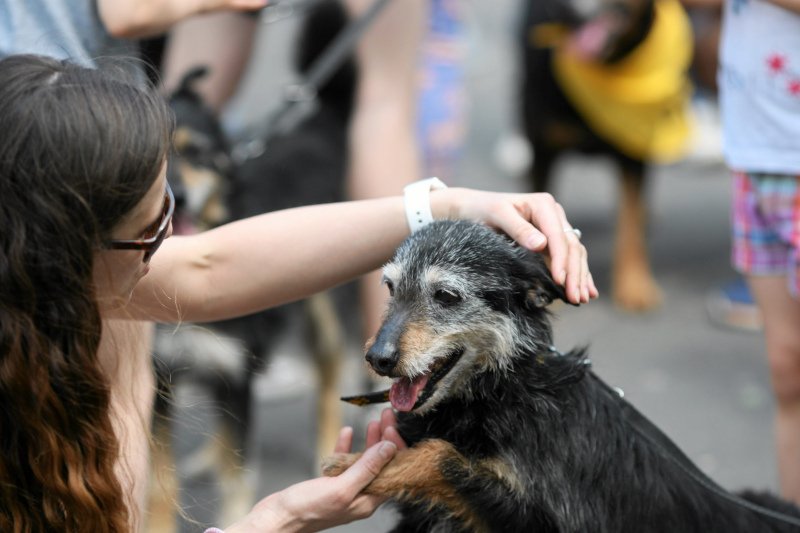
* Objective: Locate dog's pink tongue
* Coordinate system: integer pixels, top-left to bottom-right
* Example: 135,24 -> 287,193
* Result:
389,375 -> 429,412
571,16 -> 614,60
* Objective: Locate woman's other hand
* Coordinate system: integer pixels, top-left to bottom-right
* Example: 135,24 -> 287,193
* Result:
224,409 -> 406,533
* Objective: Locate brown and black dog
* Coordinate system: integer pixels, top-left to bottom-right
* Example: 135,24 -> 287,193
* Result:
325,220 -> 800,532
519,0 -> 694,310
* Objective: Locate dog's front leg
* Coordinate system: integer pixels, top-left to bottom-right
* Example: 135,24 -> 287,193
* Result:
323,438 -> 487,531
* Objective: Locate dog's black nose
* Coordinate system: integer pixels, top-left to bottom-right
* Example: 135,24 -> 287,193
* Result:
366,348 -> 398,376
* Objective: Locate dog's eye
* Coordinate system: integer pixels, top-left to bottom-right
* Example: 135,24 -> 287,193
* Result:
434,289 -> 461,306
385,280 -> 395,296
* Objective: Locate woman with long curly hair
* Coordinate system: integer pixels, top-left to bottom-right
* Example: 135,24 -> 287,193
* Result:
0,53 -> 596,533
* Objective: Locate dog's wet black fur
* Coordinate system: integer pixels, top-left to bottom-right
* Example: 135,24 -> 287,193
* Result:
232,0 -> 355,217
330,220 -> 800,533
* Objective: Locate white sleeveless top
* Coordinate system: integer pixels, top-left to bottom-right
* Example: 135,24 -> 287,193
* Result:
719,0 -> 800,174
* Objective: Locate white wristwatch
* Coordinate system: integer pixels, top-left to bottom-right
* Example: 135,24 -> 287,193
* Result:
403,177 -> 447,233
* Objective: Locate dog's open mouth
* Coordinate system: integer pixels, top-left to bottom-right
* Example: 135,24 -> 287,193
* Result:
342,348 -> 465,412
389,348 -> 465,411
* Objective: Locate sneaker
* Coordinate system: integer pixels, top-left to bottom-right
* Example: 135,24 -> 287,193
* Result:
706,278 -> 763,332
684,96 -> 724,165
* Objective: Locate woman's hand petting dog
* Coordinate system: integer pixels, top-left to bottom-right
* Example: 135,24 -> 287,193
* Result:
432,188 -> 598,304
224,409 -> 406,533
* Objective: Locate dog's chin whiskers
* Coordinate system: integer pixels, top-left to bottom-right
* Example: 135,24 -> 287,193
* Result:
404,358 -> 434,380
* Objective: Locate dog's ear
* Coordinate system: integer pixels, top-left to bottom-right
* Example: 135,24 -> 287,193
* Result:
526,278 -> 572,308
173,66 -> 210,101
181,66 -> 209,89
517,249 -> 575,308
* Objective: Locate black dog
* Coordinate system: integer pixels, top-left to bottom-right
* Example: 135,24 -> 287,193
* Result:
325,220 -> 800,532
519,0 -> 693,311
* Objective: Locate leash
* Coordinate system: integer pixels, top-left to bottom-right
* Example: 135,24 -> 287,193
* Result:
580,366 -> 800,528
258,0 -> 328,25
232,0 -> 395,164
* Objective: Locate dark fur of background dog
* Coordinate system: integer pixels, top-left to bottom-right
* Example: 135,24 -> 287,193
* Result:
149,2 -> 357,529
519,0 -> 692,311
324,220 -> 800,532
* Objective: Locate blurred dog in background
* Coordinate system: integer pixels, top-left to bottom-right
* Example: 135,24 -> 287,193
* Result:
148,1 -> 357,530
519,0 -> 694,311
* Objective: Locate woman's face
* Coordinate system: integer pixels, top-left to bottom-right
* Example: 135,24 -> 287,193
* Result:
93,162 -> 173,310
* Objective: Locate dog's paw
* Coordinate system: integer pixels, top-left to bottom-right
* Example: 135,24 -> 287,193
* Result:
321,452 -> 360,477
612,268 -> 663,312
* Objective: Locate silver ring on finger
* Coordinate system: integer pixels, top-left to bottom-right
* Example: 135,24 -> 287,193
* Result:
563,227 -> 582,240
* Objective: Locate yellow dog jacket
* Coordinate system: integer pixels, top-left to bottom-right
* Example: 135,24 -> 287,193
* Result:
552,0 -> 693,162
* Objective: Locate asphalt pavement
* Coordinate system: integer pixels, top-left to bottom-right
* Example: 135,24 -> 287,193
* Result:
175,1 -> 779,530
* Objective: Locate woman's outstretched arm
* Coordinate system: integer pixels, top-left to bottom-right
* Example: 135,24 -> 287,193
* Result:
124,188 -> 596,323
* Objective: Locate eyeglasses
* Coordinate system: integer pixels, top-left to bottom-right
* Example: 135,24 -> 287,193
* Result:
108,183 -> 174,263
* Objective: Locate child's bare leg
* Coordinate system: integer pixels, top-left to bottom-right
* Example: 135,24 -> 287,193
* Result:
749,275 -> 800,503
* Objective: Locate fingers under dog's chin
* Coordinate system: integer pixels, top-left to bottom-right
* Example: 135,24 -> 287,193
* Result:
382,426 -> 408,450
334,427 -> 354,454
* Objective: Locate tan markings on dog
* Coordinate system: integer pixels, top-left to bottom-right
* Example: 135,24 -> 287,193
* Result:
322,440 -> 489,532
544,122 -> 584,149
364,334 -> 377,353
529,23 -> 570,48
481,457 -> 525,497
396,323 -> 436,375
178,161 -> 228,229
173,127 -> 192,151
613,169 -> 662,310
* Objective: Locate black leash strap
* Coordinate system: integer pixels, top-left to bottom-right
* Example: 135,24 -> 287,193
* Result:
589,373 -> 800,528
232,0 -> 395,163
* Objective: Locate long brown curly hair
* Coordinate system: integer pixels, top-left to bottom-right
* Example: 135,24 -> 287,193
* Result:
0,54 -> 173,532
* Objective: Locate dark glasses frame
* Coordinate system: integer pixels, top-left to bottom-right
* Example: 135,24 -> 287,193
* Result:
108,183 -> 175,263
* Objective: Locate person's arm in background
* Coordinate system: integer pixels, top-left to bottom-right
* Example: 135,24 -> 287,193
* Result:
97,0 -> 268,39
159,10 -> 259,113
343,0 -> 427,340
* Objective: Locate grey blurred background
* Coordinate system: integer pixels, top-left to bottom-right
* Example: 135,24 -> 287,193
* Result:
160,0 -> 775,530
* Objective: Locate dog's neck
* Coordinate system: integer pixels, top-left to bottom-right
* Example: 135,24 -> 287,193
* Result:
397,343 -> 592,453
